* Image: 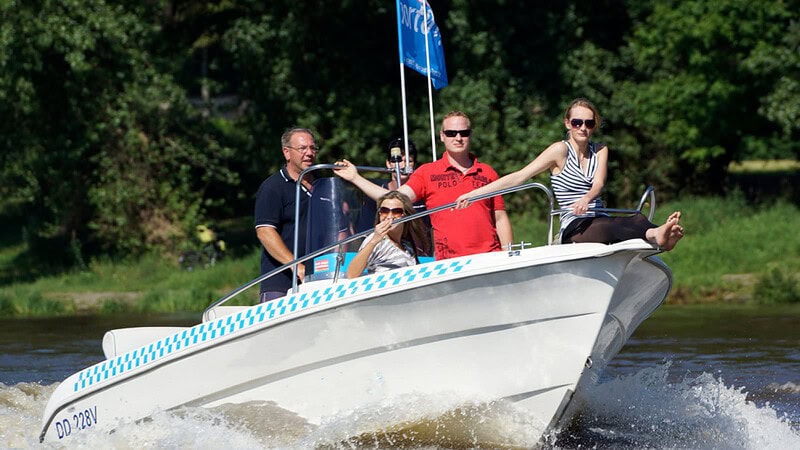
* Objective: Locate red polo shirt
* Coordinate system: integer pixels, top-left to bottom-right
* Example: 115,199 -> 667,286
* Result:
405,153 -> 506,259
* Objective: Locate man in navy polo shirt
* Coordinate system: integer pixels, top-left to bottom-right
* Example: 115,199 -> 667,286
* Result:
254,127 -> 319,303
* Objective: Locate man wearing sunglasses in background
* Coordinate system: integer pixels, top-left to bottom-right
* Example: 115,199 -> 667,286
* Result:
254,127 -> 319,303
335,111 -> 513,260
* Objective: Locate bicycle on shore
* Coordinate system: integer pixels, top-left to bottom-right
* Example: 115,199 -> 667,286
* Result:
179,225 -> 226,271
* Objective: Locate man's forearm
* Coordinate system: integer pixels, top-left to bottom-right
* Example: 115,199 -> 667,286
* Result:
257,227 -> 295,264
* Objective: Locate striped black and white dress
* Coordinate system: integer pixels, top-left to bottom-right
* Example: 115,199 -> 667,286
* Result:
550,140 -> 607,235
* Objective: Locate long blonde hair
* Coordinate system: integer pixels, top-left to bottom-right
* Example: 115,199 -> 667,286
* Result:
374,191 -> 431,257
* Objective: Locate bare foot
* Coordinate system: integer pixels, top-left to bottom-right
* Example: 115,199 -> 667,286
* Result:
666,211 -> 681,223
649,211 -> 684,251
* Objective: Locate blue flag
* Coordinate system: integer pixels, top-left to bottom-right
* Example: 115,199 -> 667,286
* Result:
396,0 -> 448,89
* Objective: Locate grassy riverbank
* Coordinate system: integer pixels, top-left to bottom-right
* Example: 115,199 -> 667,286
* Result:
0,196 -> 798,317
513,195 -> 800,304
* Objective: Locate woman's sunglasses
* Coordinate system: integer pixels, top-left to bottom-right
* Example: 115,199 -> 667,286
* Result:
570,119 -> 596,129
379,207 -> 405,216
442,129 -> 472,138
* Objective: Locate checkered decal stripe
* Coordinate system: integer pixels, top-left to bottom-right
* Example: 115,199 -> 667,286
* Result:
73,259 -> 471,392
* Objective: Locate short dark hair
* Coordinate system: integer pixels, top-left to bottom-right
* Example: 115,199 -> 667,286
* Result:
281,127 -> 316,148
385,137 -> 417,161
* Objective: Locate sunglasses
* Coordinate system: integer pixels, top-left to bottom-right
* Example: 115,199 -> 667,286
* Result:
379,207 -> 405,216
570,119 -> 596,129
442,129 -> 472,138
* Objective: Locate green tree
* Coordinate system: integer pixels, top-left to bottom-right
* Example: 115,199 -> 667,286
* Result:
434,1 -> 640,207
222,0 -> 405,172
3,0 -> 799,272
0,0 -> 237,265
609,0 -> 798,194
742,11 -> 800,158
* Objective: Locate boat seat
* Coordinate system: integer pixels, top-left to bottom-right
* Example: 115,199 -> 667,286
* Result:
102,327 -> 187,359
203,305 -> 250,322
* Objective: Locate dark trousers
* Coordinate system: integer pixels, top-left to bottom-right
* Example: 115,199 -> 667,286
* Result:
563,213 -> 656,244
259,290 -> 286,303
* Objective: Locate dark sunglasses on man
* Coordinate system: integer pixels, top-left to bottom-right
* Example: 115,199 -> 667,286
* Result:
442,129 -> 472,138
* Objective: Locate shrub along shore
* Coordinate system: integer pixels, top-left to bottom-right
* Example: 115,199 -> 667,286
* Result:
0,196 -> 798,318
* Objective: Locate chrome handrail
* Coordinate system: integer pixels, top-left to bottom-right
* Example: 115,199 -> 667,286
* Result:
549,185 -> 657,220
204,166 -> 656,319
202,172 -> 554,319
637,186 -> 656,221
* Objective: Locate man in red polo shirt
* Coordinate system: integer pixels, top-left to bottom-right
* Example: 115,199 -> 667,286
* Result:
334,111 -> 513,259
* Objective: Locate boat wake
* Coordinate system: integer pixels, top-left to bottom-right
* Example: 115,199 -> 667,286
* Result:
3,363 -> 798,449
305,397 -> 546,449
551,362 -> 800,449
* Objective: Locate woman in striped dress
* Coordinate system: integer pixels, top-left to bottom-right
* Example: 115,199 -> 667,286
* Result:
456,98 -> 683,250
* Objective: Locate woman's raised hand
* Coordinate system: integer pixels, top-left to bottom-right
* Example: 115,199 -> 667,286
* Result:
366,217 -> 394,247
375,216 -> 393,237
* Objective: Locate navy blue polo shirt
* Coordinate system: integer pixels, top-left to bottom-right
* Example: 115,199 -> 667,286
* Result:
254,167 -> 312,293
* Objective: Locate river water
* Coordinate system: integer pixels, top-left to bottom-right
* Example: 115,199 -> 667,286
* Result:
1,306 -> 798,449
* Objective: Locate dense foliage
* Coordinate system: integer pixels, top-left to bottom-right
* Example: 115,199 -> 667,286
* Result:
0,0 -> 239,266
1,0 -> 797,264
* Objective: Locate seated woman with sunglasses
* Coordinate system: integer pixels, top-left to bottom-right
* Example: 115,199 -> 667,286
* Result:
455,98 -> 684,250
346,191 -> 431,278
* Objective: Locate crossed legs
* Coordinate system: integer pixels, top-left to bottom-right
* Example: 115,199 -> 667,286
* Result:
565,211 -> 684,251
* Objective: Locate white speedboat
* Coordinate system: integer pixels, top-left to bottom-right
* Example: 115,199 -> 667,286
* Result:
39,174 -> 671,445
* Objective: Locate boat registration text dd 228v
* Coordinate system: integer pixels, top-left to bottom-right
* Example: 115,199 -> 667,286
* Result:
39,165 -> 673,446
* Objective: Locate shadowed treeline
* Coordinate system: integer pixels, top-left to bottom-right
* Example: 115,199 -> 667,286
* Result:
0,0 -> 798,268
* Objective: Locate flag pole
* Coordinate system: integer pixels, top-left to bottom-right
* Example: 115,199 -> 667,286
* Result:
399,66 -> 412,170
421,1 -> 438,162
396,0 -> 412,172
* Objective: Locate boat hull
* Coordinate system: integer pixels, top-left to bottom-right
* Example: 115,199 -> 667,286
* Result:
40,240 -> 670,443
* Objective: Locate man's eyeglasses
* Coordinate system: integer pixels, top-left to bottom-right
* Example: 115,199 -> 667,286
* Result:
287,145 -> 320,154
442,129 -> 472,138
379,207 -> 405,216
570,119 -> 596,129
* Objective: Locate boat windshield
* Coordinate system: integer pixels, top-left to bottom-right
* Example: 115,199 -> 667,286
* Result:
305,177 -> 371,280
